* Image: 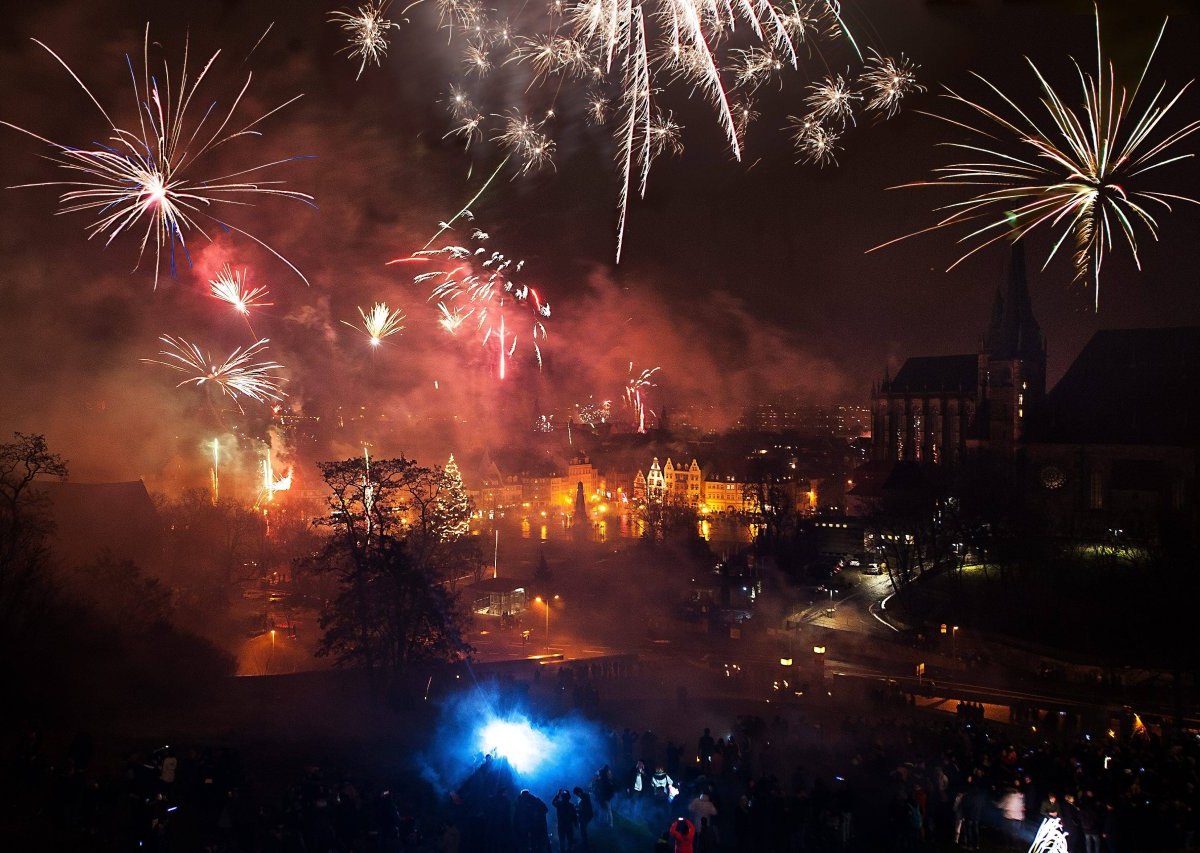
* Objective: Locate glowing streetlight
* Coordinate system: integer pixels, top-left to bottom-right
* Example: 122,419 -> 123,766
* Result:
812,644 -> 827,688
533,595 -> 561,650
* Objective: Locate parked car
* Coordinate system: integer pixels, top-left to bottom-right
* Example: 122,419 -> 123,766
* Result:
864,561 -> 883,575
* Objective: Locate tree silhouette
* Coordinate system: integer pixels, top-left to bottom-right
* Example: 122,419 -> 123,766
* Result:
308,453 -> 472,699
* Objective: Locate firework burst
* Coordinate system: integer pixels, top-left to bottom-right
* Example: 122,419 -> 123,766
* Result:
805,72 -> 860,126
402,227 -> 550,379
2,25 -> 314,287
146,335 -> 286,409
430,2 -> 924,261
345,302 -> 407,347
861,49 -> 926,118
329,1 -> 405,80
209,264 -> 272,316
625,363 -> 660,434
492,111 -> 557,174
876,12 -> 1200,308
787,115 -> 841,167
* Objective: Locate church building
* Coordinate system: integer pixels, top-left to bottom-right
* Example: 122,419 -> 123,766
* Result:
871,241 -> 1046,464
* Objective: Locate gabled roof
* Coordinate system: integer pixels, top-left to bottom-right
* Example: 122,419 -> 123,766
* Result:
885,354 -> 978,395
1029,327 -> 1200,446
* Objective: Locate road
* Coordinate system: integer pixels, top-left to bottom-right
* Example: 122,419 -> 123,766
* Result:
233,535 -> 1194,726
785,570 -> 898,636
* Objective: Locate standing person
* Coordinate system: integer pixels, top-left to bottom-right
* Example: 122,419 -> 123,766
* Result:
628,760 -> 648,820
1101,802 -> 1120,853
670,816 -> 696,853
650,767 -> 674,803
963,777 -> 984,851
697,815 -> 720,853
688,788 -> 717,829
1061,794 -> 1083,853
573,786 -> 594,849
710,740 -> 726,778
999,785 -> 1025,848
953,789 -> 966,846
1041,793 -> 1061,821
1080,793 -> 1101,853
552,789 -> 578,853
515,789 -> 550,853
593,766 -> 615,828
698,729 -> 715,773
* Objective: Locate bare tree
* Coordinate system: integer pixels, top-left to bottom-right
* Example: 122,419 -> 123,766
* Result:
309,455 -> 472,700
0,433 -> 67,630
159,489 -> 267,589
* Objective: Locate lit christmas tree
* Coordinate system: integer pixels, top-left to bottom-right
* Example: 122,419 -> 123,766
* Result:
436,454 -> 472,540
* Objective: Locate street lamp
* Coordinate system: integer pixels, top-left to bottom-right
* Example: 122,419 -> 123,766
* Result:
952,625 -> 959,659
534,595 -> 560,650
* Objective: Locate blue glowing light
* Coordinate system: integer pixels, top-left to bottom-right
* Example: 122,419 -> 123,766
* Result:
478,717 -> 553,774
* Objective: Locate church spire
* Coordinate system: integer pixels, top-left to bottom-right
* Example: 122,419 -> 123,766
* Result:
985,239 -> 1043,361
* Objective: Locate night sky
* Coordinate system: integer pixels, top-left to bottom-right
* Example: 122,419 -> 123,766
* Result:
1,0 -> 1198,485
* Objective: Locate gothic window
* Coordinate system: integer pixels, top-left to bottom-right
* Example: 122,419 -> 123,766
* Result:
1039,465 -> 1066,490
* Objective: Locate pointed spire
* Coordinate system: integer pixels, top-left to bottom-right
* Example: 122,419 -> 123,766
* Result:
985,238 -> 1043,361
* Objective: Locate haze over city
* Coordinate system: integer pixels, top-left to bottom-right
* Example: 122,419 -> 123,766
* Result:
1,1 -> 1198,851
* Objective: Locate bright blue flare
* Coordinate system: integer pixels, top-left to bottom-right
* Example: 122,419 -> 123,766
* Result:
478,717 -> 553,774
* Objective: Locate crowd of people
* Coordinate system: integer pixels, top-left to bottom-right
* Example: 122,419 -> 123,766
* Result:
4,675 -> 1200,852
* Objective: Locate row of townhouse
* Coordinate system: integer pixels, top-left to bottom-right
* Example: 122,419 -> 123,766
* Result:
633,457 -> 814,516
468,452 -> 814,519
470,454 -> 630,516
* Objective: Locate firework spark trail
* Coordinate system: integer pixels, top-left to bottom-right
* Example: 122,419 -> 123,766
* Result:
873,10 -> 1200,309
344,302 -> 407,347
145,335 -> 286,409
2,25 -> 315,287
402,228 -> 550,379
209,263 -> 272,328
256,448 -> 292,508
625,362 -> 660,434
434,1 -> 879,261
210,438 -> 220,505
1029,818 -> 1069,853
615,4 -> 650,262
329,1 -> 403,80
565,0 -> 880,259
364,446 -> 375,542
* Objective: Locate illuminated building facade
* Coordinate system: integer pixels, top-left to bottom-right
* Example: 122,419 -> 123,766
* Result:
872,241 -> 1046,464
702,474 -> 759,515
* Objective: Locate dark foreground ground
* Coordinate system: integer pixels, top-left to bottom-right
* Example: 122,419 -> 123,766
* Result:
2,651 -> 1196,853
